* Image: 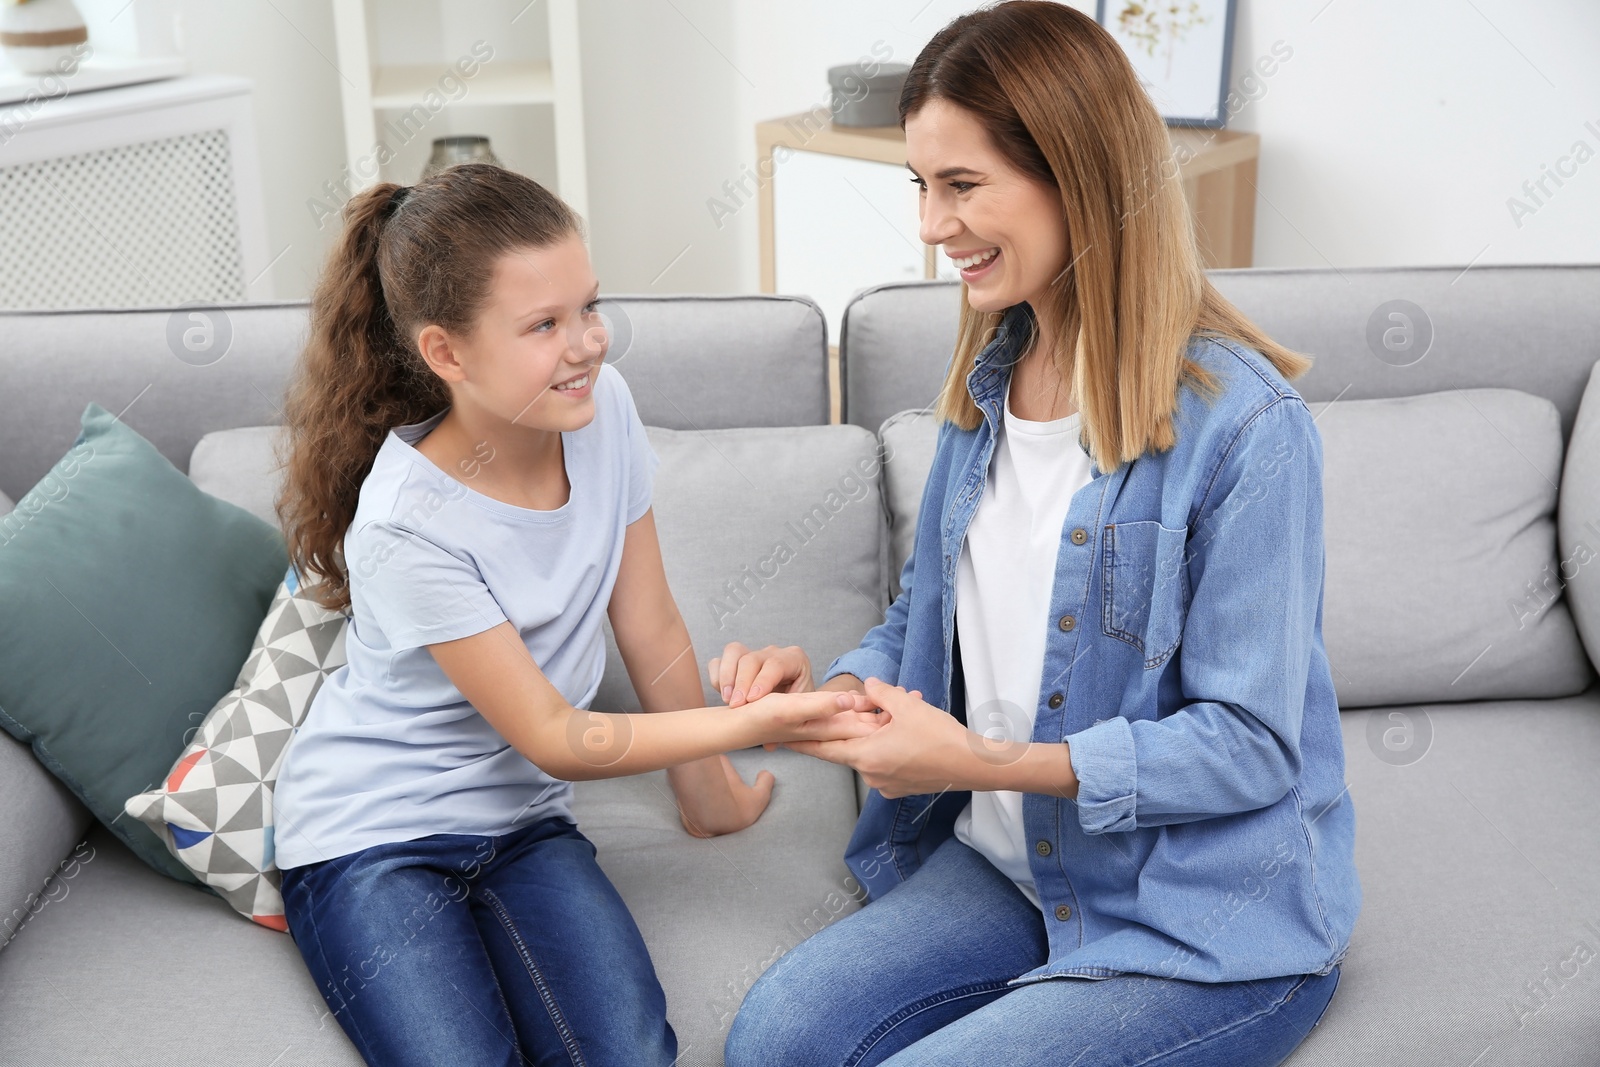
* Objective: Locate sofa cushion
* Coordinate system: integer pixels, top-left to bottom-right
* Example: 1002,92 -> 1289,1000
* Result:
1316,387 -> 1591,706
570,747 -> 866,1067
879,409 -> 937,600
0,733 -> 92,951
1283,686 -> 1600,1066
0,822 -> 365,1066
0,746 -> 863,1067
1559,359 -> 1600,672
594,424 -> 889,712
874,388 -> 1593,708
124,566 -> 349,931
0,404 -> 288,887
189,425 -> 287,528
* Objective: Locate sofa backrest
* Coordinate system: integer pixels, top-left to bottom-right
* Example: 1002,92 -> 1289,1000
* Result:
0,294 -> 829,502
841,265 -> 1600,441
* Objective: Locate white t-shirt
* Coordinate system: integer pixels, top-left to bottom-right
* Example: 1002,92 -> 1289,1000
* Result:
953,374 -> 1095,910
272,364 -> 660,870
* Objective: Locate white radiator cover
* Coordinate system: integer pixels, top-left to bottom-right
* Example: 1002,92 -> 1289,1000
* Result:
0,74 -> 271,309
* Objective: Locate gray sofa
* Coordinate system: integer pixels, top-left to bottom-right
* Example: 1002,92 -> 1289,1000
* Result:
2,265 -> 1598,1066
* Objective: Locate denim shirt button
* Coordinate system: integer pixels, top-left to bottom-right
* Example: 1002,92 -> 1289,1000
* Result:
1058,614 -> 1075,631
1070,527 -> 1087,545
1035,839 -> 1052,857
1048,692 -> 1064,709
1055,904 -> 1073,921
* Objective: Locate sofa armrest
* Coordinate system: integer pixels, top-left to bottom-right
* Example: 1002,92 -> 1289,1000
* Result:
0,733 -> 93,949
1560,359 -> 1600,674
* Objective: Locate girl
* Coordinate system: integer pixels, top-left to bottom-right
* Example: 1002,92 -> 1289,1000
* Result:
717,4 -> 1360,1066
270,163 -> 881,1067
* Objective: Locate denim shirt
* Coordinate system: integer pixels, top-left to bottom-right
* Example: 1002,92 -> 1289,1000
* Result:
825,302 -> 1360,985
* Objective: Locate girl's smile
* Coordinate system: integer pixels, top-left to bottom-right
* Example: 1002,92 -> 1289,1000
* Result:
550,369 -> 593,399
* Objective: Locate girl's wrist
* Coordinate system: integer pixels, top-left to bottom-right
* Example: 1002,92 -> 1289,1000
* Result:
665,753 -> 726,793
730,698 -> 783,748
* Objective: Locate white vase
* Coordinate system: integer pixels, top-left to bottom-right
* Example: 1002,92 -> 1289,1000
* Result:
0,0 -> 89,76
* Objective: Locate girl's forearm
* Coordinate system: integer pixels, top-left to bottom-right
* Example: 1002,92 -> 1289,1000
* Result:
525,703 -> 764,782
613,610 -> 725,726
611,613 -> 737,788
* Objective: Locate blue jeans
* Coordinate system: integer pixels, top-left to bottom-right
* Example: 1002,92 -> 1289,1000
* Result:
726,835 -> 1340,1067
280,815 -> 676,1067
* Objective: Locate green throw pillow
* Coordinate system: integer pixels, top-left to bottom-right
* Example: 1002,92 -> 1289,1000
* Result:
0,403 -> 288,885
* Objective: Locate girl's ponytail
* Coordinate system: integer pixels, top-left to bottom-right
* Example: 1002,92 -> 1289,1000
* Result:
277,164 -> 581,612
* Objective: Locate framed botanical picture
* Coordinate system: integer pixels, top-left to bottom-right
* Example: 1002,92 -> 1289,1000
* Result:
1095,0 -> 1238,128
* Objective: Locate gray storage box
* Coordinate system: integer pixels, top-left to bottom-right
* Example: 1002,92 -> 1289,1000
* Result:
828,62 -> 910,127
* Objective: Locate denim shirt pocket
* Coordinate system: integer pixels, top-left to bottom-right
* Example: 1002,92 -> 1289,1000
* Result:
1101,520 -> 1190,669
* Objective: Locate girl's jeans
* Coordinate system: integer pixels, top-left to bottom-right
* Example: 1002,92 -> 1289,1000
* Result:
726,834 -> 1340,1067
280,814 -> 676,1067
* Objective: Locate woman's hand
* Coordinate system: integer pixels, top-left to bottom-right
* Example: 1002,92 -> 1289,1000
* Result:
708,642 -> 813,706
782,677 -> 1003,799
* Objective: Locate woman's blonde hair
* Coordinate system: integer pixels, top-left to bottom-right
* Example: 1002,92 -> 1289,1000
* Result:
904,1 -> 1311,471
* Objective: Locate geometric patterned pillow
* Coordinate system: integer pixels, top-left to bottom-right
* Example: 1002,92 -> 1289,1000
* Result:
124,565 -> 348,931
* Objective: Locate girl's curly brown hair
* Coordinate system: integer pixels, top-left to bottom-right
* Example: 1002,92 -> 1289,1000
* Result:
275,163 -> 581,612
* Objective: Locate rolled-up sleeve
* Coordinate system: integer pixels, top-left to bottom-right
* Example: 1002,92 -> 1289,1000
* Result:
1065,714 -> 1139,833
826,641 -> 904,687
1065,395 -> 1324,834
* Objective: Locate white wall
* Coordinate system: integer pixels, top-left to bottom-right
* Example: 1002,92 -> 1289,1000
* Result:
105,0 -> 1600,300
673,0 -> 1600,290
1225,0 -> 1600,271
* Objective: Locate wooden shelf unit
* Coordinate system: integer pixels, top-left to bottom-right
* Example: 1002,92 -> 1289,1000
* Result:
331,0 -> 587,219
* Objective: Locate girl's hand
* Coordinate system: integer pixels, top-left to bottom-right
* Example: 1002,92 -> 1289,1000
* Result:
708,642 -> 813,707
745,689 -> 882,745
672,691 -> 881,838
782,677 -> 991,799
670,754 -> 776,839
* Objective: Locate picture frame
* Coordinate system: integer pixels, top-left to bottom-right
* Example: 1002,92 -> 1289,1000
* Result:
1095,0 -> 1238,129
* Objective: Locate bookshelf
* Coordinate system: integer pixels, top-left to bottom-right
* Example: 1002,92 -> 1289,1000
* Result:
330,0 -> 587,219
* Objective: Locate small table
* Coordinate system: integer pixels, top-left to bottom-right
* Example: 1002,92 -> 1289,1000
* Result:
755,111 -> 1261,293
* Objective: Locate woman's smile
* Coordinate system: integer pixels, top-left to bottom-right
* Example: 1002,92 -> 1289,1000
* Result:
951,245 -> 1003,282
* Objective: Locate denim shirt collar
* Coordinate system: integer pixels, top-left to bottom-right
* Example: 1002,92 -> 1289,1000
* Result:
965,302 -> 1036,427
966,302 -> 1105,474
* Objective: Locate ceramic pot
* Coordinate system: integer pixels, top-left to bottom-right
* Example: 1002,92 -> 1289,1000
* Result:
420,135 -> 502,180
0,0 -> 89,76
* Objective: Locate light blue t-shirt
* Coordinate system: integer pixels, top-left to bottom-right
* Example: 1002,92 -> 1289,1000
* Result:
272,364 -> 660,870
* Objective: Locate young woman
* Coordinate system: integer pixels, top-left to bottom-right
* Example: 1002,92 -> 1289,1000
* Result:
269,163 -> 882,1067
717,4 -> 1360,1065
